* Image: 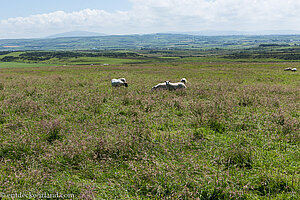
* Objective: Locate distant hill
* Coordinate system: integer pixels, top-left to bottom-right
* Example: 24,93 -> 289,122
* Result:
1,33 -> 300,51
47,31 -> 106,38
167,30 -> 253,36
168,30 -> 300,36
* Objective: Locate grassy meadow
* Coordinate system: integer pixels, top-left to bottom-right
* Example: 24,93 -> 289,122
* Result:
0,60 -> 299,199
0,62 -> 58,69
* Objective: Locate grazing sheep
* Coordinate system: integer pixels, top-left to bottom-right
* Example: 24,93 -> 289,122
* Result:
291,68 -> 297,72
165,81 -> 186,90
180,78 -> 187,84
151,82 -> 167,90
111,78 -> 128,87
151,78 -> 187,90
284,67 -> 292,71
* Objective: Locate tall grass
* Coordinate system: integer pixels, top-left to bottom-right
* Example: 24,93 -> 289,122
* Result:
0,62 -> 299,199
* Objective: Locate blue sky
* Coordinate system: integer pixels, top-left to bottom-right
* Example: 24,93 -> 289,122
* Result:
0,0 -> 132,19
1,0 -> 300,39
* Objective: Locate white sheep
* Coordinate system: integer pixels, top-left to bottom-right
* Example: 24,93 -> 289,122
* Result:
151,82 -> 167,90
291,68 -> 297,72
284,67 -> 292,71
151,78 -> 187,90
180,78 -> 187,84
111,78 -> 128,87
165,80 -> 186,90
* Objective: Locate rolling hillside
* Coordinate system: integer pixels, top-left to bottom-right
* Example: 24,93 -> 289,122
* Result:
1,34 -> 300,51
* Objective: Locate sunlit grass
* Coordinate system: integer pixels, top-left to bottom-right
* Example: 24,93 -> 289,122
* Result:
0,61 -> 299,199
66,56 -> 147,65
0,62 -> 57,68
0,51 -> 23,59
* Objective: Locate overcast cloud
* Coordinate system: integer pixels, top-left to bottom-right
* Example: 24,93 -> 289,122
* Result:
1,0 -> 300,38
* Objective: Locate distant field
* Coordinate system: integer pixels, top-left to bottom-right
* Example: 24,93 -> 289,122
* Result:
0,51 -> 151,66
0,51 -> 23,59
0,60 -> 299,199
66,56 -> 147,65
1,34 -> 300,50
0,62 -> 58,68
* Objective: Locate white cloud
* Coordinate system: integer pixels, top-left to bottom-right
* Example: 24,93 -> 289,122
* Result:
0,9 -> 131,38
129,0 -> 300,31
1,0 -> 300,38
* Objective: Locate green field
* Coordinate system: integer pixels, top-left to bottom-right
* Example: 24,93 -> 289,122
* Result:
0,49 -> 299,199
1,34 -> 300,51
0,62 -> 58,68
66,56 -> 147,65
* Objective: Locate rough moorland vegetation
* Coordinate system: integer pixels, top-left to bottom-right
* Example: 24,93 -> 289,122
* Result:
0,59 -> 299,199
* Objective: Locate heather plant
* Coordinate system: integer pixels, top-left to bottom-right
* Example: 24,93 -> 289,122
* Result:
252,174 -> 293,196
0,61 -> 299,199
0,82 -> 4,90
40,119 -> 63,143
